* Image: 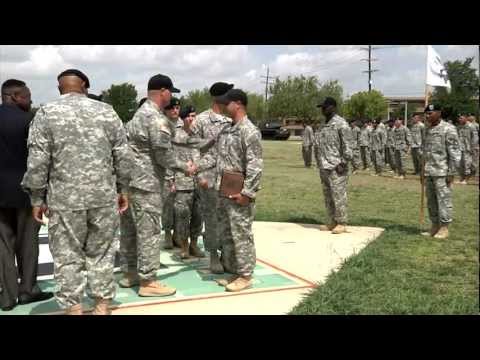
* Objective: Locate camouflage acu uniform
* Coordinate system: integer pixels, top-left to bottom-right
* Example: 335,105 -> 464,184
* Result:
423,120 -> 461,225
302,125 -> 314,167
377,122 -> 387,162
371,126 -> 386,174
350,125 -> 362,171
359,126 -> 371,169
21,93 -> 130,308
314,114 -> 353,225
190,109 -> 232,253
457,123 -> 476,178
410,121 -> 426,174
171,123 -> 203,243
470,121 -> 479,175
393,125 -> 412,176
215,116 -> 263,277
121,99 -> 188,280
386,125 -> 397,171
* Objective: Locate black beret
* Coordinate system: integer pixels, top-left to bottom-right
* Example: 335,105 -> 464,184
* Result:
87,93 -> 102,101
216,89 -> 248,106
317,97 -> 337,108
138,97 -> 148,108
424,104 -> 441,112
57,69 -> 90,89
164,97 -> 180,110
209,82 -> 234,97
148,74 -> 180,93
180,105 -> 196,120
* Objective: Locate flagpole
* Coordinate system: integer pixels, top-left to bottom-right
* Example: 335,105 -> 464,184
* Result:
420,45 -> 428,226
425,45 -> 430,107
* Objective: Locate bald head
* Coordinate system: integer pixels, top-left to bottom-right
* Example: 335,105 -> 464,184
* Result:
58,75 -> 87,95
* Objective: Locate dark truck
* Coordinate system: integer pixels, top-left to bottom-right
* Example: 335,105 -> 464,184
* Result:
259,121 -> 290,140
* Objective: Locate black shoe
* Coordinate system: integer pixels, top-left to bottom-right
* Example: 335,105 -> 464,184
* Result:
18,291 -> 54,305
1,303 -> 17,311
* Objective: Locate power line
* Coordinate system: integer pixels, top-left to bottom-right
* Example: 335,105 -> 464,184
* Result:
361,45 -> 379,92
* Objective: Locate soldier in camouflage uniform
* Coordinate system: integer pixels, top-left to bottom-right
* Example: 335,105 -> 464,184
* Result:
359,120 -> 371,170
455,114 -> 476,184
189,82 -> 233,274
376,118 -> 387,163
170,106 -> 205,259
302,121 -> 314,168
314,97 -> 353,234
467,115 -> 479,176
119,74 -> 193,297
370,120 -> 386,176
21,69 -> 131,315
162,97 -> 182,249
393,118 -> 412,179
421,104 -> 461,239
410,114 -> 426,175
385,119 -> 397,172
195,89 -> 263,292
350,120 -> 362,174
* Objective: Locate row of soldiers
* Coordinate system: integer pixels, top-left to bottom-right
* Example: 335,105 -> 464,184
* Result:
21,69 -> 263,315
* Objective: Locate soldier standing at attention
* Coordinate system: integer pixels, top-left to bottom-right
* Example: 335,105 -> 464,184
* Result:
393,118 -> 412,179
370,120 -> 386,176
162,97 -> 182,249
466,114 -> 479,176
359,119 -> 371,170
202,89 -> 263,292
385,119 -> 397,173
350,120 -> 362,174
376,118 -> 387,163
302,121 -> 314,168
119,74 -> 193,297
421,104 -> 461,239
455,114 -> 475,184
21,69 -> 131,315
189,82 -> 233,274
315,97 -> 353,234
410,114 -> 426,175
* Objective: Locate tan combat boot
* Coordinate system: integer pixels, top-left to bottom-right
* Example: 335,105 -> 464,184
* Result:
319,223 -> 336,231
119,272 -> 140,288
433,225 -> 449,239
138,280 -> 176,297
215,275 -> 238,287
331,224 -> 347,234
421,224 -> 439,237
65,304 -> 83,315
189,237 -> 205,258
225,276 -> 253,292
92,299 -> 111,315
210,251 -> 224,274
179,239 -> 190,259
164,231 -> 174,249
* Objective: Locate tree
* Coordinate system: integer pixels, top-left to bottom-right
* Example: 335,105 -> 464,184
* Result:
180,88 -> 211,113
343,90 -> 388,120
246,92 -> 265,125
101,83 -> 138,123
431,57 -> 479,121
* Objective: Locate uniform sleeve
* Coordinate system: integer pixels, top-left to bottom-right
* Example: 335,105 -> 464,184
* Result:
105,109 -> 132,194
20,107 -> 51,207
313,132 -> 321,167
405,127 -> 412,147
446,126 -> 462,175
339,123 -> 353,162
469,126 -> 478,151
149,119 -> 189,172
196,124 -> 230,173
241,131 -> 263,199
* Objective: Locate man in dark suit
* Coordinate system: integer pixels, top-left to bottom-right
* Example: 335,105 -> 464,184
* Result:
0,79 -> 53,311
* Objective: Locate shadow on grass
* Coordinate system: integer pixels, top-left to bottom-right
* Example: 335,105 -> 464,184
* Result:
350,217 -> 420,235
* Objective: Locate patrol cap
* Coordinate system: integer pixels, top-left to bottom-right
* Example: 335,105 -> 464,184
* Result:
57,69 -> 90,89
209,82 -> 234,97
148,74 -> 180,93
180,105 -> 196,120
164,97 -> 180,110
317,97 -> 337,108
424,103 -> 441,112
87,93 -> 102,101
216,88 -> 248,106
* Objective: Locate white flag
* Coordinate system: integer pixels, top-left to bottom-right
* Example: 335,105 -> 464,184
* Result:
426,45 -> 451,88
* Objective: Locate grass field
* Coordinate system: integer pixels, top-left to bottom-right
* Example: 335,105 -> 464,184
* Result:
256,140 -> 479,315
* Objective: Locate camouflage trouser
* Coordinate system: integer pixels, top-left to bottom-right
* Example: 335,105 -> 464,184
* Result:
120,188 -> 162,280
319,168 -> 348,224
394,149 -> 407,176
302,145 -> 313,167
426,176 -> 452,225
471,149 -> 479,176
174,190 -> 202,243
198,187 -> 220,252
386,146 -> 396,171
460,151 -> 472,178
48,204 -> 119,309
360,146 -> 370,169
217,197 -> 256,277
372,149 -> 384,174
162,183 -> 175,232
411,147 -> 422,175
351,148 -> 361,171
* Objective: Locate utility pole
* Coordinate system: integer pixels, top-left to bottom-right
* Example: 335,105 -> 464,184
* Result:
261,66 -> 277,119
361,45 -> 379,92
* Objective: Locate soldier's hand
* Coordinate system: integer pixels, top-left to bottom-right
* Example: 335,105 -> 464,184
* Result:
118,194 -> 129,214
199,179 -> 209,189
229,193 -> 250,206
170,183 -> 176,193
446,175 -> 454,188
32,205 -> 48,225
186,161 -> 198,176
335,162 -> 347,175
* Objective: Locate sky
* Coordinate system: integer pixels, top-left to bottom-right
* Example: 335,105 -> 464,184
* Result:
0,45 -> 478,106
